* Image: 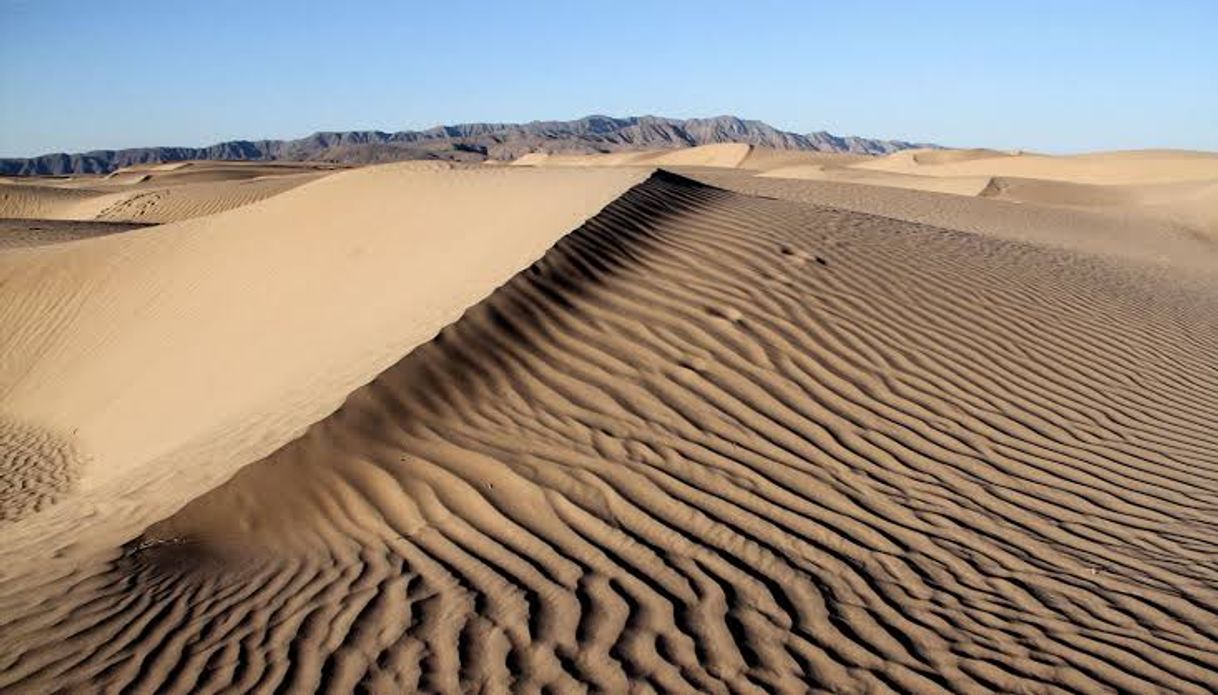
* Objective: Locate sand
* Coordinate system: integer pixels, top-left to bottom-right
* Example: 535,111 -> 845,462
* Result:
0,161 -> 341,226
757,166 -> 995,197
0,162 -> 646,527
518,145 -> 1218,245
854,148 -> 1218,185
1,153 -> 1216,693
0,218 -> 151,249
511,144 -> 753,169
690,170 -> 1218,275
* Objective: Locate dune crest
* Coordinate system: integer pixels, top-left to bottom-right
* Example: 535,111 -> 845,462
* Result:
0,164 -> 648,539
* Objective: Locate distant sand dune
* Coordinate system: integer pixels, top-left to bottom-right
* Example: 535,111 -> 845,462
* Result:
0,182 -> 112,219
2,171 -> 1215,693
513,144 -> 862,172
0,218 -> 150,249
739,148 -> 869,170
512,144 -> 753,169
980,176 -> 1218,236
643,143 -> 751,168
757,165 -> 994,196
515,146 -> 1218,246
106,160 -> 342,185
691,170 -> 1218,272
0,161 -> 341,227
910,148 -> 1016,165
856,148 -> 1218,185
90,172 -> 327,223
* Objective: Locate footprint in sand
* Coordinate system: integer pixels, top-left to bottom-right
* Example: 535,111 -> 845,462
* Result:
779,245 -> 828,267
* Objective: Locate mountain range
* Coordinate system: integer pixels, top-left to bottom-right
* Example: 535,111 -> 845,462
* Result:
0,115 -> 938,176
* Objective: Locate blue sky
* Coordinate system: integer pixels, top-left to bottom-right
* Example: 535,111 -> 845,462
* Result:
1,0 -> 1215,156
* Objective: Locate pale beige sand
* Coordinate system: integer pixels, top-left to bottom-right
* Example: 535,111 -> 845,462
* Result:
981,176 -> 1218,237
690,170 -> 1218,272
0,182 -> 112,219
0,218 -> 151,249
513,146 -> 868,172
738,148 -> 870,170
832,149 -> 1218,233
520,146 -> 1218,243
856,148 -> 1218,185
758,165 -> 994,196
0,163 -> 645,531
513,144 -> 753,169
908,148 -> 1018,165
104,160 -> 342,185
512,151 -> 655,167
1,165 -> 1217,693
0,161 -> 341,224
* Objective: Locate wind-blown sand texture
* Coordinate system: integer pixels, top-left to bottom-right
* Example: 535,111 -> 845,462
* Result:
1,158 -> 1216,693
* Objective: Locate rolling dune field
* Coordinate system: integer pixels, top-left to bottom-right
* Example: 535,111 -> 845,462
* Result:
1,162 -> 1216,693
520,145 -> 1218,250
0,161 -> 342,232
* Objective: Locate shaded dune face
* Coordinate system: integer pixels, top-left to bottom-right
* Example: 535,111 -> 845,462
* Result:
0,218 -> 151,249
3,173 -> 1218,694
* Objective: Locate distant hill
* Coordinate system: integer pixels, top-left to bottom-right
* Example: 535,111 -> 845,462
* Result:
0,115 -> 939,176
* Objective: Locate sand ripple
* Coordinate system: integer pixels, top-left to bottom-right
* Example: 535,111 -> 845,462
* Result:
2,173 -> 1216,693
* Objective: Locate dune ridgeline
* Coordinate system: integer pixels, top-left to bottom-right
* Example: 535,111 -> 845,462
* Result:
1,148 -> 1216,694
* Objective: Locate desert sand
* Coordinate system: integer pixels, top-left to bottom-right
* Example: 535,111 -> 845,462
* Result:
1,150 -> 1216,694
0,161 -> 341,231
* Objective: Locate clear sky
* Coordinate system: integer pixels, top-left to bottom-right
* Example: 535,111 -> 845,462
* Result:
1,0 -> 1215,157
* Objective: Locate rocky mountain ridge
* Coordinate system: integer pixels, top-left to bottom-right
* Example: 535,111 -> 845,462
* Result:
1,115 -> 939,175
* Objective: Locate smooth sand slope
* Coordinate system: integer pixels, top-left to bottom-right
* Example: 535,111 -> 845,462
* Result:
1,165 -> 1217,693
512,143 -> 755,169
853,148 -> 1218,185
0,163 -> 646,531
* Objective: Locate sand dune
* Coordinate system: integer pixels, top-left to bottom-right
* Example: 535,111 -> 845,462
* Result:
0,161 -> 339,226
0,218 -> 151,249
91,172 -> 330,223
757,165 -> 994,197
0,182 -> 113,219
0,164 -> 646,535
514,145 -> 864,172
856,148 -> 1218,185
738,148 -> 870,171
512,144 -> 753,169
1,165 -> 1216,693
692,170 -> 1218,274
642,143 -> 751,168
908,148 -> 1018,165
105,160 -> 342,185
518,146 -> 1218,260
511,151 -> 654,168
981,176 -> 1218,236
